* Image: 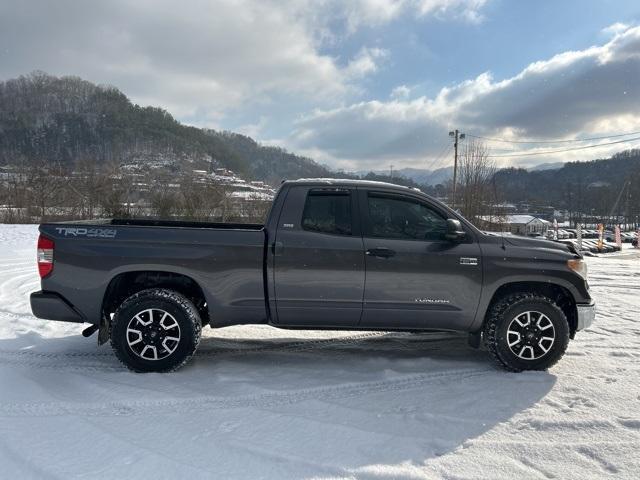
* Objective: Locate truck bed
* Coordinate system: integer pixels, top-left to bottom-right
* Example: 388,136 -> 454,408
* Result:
37,220 -> 268,327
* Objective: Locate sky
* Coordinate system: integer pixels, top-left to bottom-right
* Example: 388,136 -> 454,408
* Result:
1,0 -> 640,172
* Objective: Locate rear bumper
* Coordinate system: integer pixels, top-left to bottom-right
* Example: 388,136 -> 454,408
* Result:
576,301 -> 596,331
30,291 -> 85,323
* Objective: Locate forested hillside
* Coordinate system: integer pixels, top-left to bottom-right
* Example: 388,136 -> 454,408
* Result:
492,150 -> 640,214
207,131 -> 333,183
0,72 -> 333,183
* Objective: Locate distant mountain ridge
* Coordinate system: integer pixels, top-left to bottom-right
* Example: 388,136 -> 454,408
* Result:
384,162 -> 565,186
394,166 -> 453,186
528,161 -> 564,171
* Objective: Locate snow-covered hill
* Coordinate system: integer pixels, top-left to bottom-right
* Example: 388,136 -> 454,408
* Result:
0,225 -> 638,479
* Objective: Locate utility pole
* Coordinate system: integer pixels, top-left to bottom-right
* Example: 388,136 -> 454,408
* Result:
390,164 -> 394,180
608,180 -> 628,229
625,182 -> 631,230
448,129 -> 465,208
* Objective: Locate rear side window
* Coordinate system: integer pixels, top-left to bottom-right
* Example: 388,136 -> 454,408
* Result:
301,190 -> 352,235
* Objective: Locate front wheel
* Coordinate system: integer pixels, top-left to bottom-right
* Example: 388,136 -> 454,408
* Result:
483,293 -> 569,372
110,289 -> 202,372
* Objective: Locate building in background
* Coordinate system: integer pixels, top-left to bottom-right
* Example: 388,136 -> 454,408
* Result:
477,214 -> 550,236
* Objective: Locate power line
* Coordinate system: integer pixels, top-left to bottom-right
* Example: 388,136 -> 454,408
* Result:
486,136 -> 640,158
424,143 -> 452,172
468,130 -> 640,145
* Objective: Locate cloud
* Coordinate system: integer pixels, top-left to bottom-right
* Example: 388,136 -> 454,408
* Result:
390,85 -> 412,99
303,0 -> 488,36
0,0 -> 354,124
335,0 -> 407,32
290,25 -> 640,169
346,47 -> 389,78
602,22 -> 631,37
414,0 -> 488,24
0,0 -> 491,130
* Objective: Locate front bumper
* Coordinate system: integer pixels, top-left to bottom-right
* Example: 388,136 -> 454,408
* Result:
576,301 -> 596,331
30,291 -> 85,323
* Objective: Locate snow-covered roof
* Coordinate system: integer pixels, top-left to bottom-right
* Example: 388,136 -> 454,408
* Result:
229,191 -> 274,201
478,214 -> 548,225
504,215 -> 537,224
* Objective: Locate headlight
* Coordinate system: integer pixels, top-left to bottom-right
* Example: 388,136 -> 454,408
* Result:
567,258 -> 588,279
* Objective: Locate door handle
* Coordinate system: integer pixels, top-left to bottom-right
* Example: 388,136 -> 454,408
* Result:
366,247 -> 396,258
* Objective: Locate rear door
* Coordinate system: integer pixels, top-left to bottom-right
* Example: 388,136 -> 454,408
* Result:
358,189 -> 482,331
273,186 -> 365,326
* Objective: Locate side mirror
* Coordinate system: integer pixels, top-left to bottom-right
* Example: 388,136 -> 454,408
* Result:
444,219 -> 466,242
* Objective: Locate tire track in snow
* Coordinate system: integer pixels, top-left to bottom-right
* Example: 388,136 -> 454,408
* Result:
0,331 -> 388,357
0,259 -> 39,316
576,446 -> 620,474
0,355 -> 122,372
0,332 -> 466,372
0,260 -> 33,268
515,457 -> 555,479
0,271 -> 37,295
0,367 -> 493,417
0,332 -> 403,371
197,331 -> 392,356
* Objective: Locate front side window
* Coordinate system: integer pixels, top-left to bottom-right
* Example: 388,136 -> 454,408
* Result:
301,190 -> 352,235
366,193 -> 447,241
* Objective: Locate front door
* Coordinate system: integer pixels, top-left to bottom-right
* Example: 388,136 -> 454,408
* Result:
273,186 -> 365,327
358,190 -> 482,331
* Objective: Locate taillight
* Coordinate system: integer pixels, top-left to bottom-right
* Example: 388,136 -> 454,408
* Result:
37,234 -> 54,278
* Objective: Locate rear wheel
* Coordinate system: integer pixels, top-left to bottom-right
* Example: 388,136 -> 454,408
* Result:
483,293 -> 569,372
110,289 -> 201,372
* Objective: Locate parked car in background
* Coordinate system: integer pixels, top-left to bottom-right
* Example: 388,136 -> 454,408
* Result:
581,240 -> 601,253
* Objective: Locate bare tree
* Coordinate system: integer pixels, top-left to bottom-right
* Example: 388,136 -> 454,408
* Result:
149,171 -> 179,219
100,162 -> 135,218
235,193 -> 271,223
179,177 -> 205,220
24,161 -> 66,221
0,163 -> 29,222
457,140 -> 498,224
67,158 -> 106,219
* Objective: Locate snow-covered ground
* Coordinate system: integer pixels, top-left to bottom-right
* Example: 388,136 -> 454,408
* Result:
0,224 -> 639,479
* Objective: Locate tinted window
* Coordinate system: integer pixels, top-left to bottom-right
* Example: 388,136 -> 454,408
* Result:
302,191 -> 352,235
367,194 -> 447,241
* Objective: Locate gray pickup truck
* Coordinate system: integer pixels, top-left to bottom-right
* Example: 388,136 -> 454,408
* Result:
31,179 -> 595,372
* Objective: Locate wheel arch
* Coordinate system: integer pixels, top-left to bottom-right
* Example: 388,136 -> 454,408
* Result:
480,281 -> 578,338
101,270 -> 209,330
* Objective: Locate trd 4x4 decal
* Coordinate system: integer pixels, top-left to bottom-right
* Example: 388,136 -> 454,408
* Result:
55,227 -> 117,238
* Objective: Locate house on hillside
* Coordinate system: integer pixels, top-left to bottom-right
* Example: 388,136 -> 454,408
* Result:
0,166 -> 26,184
477,214 -> 550,236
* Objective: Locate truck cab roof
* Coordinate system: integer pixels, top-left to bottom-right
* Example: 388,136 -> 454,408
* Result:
283,178 -> 422,192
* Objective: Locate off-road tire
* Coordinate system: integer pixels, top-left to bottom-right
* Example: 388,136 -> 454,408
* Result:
110,288 -> 202,372
483,293 -> 569,372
